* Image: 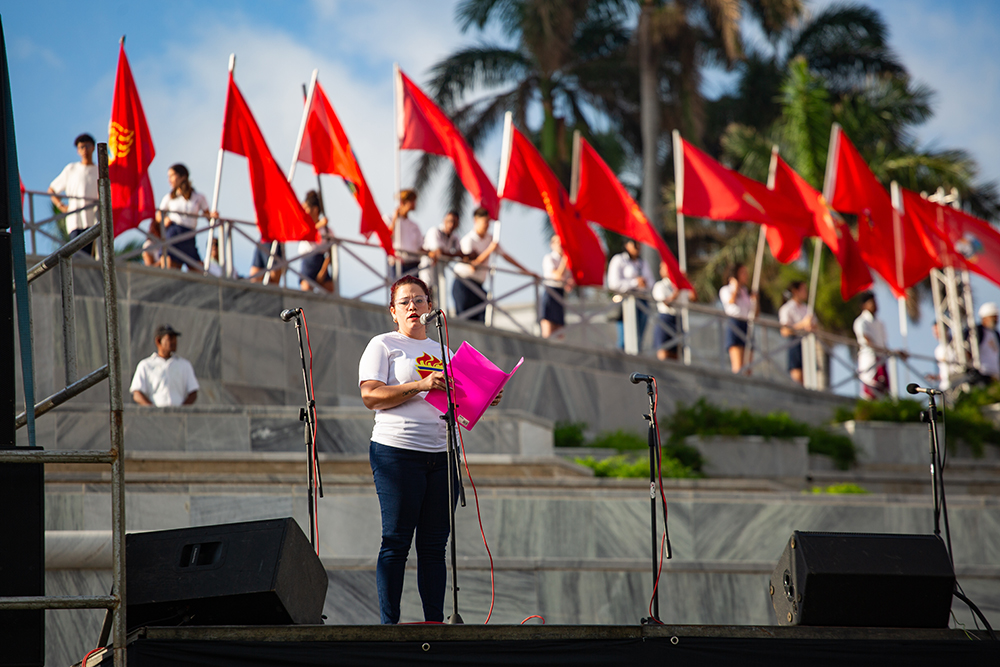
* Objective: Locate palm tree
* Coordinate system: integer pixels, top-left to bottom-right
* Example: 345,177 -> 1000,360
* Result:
416,0 -> 634,212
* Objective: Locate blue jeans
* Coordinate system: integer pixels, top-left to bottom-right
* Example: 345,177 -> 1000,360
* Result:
369,441 -> 455,624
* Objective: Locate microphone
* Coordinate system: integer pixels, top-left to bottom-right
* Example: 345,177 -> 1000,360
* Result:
907,383 -> 942,396
630,372 -> 654,384
280,308 -> 301,322
419,309 -> 443,325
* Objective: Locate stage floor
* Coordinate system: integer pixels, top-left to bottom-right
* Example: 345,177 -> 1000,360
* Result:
88,624 -> 998,666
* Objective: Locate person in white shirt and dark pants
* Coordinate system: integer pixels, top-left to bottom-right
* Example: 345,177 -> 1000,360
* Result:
778,281 -> 816,385
718,264 -> 758,373
607,239 -> 654,351
48,133 -> 98,256
129,324 -> 199,407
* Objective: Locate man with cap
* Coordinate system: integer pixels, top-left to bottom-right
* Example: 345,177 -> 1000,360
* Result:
973,302 -> 1000,382
129,325 -> 199,407
853,291 -> 890,399
48,133 -> 98,256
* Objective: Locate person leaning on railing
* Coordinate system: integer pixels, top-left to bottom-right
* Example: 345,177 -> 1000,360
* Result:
540,234 -> 573,339
387,189 -> 423,279
156,163 -> 208,270
296,190 -> 332,292
48,133 -> 98,256
651,260 -> 692,361
418,210 -> 461,288
719,263 -> 758,373
853,291 -> 906,400
453,207 -> 532,323
778,280 -> 817,385
607,238 -> 654,351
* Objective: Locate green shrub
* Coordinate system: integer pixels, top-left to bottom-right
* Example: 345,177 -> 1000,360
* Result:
834,395 -> 1000,457
589,429 -> 647,451
807,483 -> 870,494
573,454 -> 700,479
553,421 -> 587,448
664,398 -> 857,469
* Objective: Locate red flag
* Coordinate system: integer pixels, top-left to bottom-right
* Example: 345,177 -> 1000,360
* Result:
500,126 -> 605,286
733,172 -> 813,264
221,73 -> 315,243
296,81 -> 393,255
396,68 -> 500,219
108,42 -> 155,236
773,156 -> 872,299
903,188 -> 1000,289
574,137 -> 691,290
826,126 -> 936,296
677,138 -> 771,225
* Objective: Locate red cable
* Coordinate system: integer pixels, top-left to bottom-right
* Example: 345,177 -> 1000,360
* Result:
300,310 -> 321,554
441,313 -> 497,624
81,647 -> 102,667
521,615 -> 545,624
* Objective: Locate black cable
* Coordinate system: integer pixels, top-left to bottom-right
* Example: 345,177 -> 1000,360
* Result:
954,589 -> 996,640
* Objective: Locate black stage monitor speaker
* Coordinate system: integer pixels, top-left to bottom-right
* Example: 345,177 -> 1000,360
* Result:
770,531 -> 955,628
126,517 -> 328,630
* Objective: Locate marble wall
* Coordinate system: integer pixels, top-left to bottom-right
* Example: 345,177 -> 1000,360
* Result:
19,261 -> 854,440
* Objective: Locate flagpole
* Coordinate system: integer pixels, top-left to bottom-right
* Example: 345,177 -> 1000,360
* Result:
891,180 -> 908,393
569,129 -> 582,203
671,130 -> 691,364
486,113 -> 515,327
811,123 -> 842,314
392,63 -> 402,282
207,53 -> 235,276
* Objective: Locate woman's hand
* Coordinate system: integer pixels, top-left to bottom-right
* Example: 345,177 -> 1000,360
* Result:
490,389 -> 503,407
418,371 -> 448,393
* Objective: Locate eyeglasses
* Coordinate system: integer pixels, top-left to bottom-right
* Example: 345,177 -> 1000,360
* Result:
394,296 -> 428,307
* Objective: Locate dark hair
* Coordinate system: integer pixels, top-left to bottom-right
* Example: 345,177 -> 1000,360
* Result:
169,163 -> 194,200
304,190 -> 321,210
389,275 -> 432,307
789,280 -> 806,291
399,189 -> 417,204
445,210 -> 459,219
74,133 -> 95,146
473,206 -> 490,220
858,290 -> 876,304
725,264 -> 745,282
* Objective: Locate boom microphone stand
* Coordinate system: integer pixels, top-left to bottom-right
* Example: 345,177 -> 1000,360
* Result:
631,373 -> 671,624
427,310 -> 466,624
282,308 -> 323,551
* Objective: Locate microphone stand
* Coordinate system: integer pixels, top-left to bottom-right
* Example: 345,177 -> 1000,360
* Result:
638,377 -> 670,624
920,393 -> 952,567
433,313 -> 466,624
292,313 -> 322,551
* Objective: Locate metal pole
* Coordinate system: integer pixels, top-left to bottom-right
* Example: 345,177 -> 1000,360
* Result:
206,54 -> 235,273
392,63 -> 403,281
672,131 -> 690,365
59,255 -> 77,384
96,144 -> 127,666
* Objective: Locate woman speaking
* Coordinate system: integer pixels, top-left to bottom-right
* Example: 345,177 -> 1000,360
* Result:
358,276 -> 500,624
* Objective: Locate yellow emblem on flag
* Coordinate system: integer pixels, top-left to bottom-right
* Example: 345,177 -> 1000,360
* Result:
629,201 -> 649,225
108,121 -> 134,163
741,192 -> 765,214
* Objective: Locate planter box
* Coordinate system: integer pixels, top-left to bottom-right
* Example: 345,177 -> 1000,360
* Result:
833,421 -> 928,465
685,435 -> 808,478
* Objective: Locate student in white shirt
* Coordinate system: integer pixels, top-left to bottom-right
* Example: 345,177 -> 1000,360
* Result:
129,324 -> 199,407
388,189 -> 424,279
359,276 -> 502,624
607,239 -> 654,351
778,281 -> 816,385
651,261 -> 691,360
156,164 -> 209,270
853,291 -> 895,400
930,322 -> 961,392
452,207 -> 530,323
718,264 -> 758,373
48,133 -> 98,256
540,235 -> 573,339
296,190 -> 332,292
418,210 -> 460,289
973,302 -> 1000,383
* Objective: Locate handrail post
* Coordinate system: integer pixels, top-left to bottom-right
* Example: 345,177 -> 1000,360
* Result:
623,294 -> 639,355
59,255 -> 77,384
96,144 -> 127,665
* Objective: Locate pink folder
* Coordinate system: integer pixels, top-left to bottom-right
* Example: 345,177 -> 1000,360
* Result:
425,342 -> 524,430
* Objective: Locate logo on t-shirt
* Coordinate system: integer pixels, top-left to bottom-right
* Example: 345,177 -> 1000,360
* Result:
415,352 -> 443,378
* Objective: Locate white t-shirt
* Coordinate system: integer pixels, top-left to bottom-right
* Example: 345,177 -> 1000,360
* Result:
390,215 -> 423,261
419,226 -> 460,285
651,278 -> 689,315
129,352 -> 199,407
853,310 -> 888,385
606,252 -> 653,294
977,327 -> 1000,379
542,251 -> 565,288
935,343 -> 958,391
719,284 -> 753,319
454,230 -> 493,283
358,331 -> 451,452
779,300 -> 811,336
159,192 -> 209,229
49,162 -> 98,233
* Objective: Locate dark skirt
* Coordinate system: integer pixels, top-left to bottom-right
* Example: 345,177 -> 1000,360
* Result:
164,223 -> 201,266
787,338 -> 803,370
541,285 -> 565,326
653,313 -> 679,351
724,317 -> 749,350
300,251 -> 328,283
252,242 -> 284,268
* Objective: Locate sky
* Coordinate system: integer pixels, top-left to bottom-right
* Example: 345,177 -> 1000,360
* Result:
3,0 -> 1000,394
